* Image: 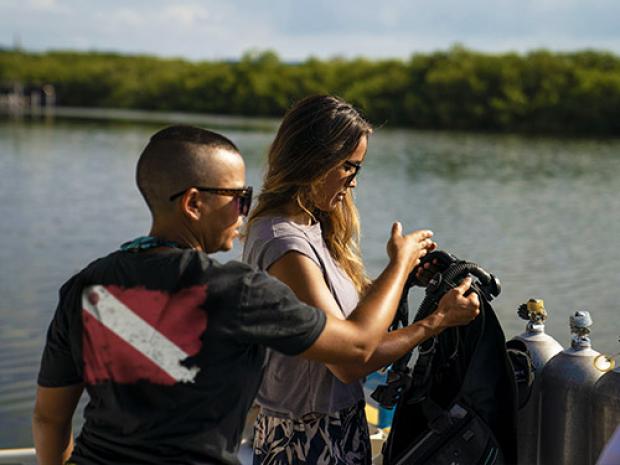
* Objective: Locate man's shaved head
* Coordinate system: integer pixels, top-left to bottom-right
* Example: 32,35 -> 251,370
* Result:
136,125 -> 241,215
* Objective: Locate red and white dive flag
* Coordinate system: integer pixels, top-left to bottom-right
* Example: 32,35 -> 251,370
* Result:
82,284 -> 208,385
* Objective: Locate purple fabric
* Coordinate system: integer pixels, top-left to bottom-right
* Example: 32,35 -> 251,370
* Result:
243,216 -> 365,417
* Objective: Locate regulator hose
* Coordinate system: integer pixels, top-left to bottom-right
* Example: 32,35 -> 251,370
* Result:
371,250 -> 501,408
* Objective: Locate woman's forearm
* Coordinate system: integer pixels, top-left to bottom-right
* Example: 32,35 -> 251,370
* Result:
329,277 -> 479,383
344,257 -> 411,353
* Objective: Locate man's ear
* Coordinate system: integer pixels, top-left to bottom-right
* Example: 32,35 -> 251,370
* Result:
180,188 -> 203,221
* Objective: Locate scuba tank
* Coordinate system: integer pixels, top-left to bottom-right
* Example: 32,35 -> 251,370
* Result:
539,311 -> 604,465
374,250 -> 517,465
590,341 -> 620,465
507,299 -> 563,465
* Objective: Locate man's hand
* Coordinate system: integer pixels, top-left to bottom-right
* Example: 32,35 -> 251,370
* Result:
386,222 -> 437,274
433,276 -> 480,328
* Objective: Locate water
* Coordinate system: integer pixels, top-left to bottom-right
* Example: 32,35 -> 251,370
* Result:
1,116 -> 619,447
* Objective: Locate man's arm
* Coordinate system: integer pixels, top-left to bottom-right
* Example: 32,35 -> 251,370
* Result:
296,223 -> 443,364
302,276 -> 478,369
324,278 -> 479,382
33,384 -> 84,465
267,236 -> 478,381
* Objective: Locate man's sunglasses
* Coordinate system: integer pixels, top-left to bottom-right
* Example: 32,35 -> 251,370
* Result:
169,186 -> 253,217
343,160 -> 362,186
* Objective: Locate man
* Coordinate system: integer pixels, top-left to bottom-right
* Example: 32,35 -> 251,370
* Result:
33,125 -> 479,465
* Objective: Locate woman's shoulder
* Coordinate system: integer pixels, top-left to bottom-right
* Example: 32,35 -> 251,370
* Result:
244,215 -> 322,270
248,215 -> 320,242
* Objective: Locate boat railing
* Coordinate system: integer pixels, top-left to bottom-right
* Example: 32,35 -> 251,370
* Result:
0,448 -> 36,465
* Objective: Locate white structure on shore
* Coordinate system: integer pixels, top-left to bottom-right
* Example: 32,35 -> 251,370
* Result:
0,82 -> 55,114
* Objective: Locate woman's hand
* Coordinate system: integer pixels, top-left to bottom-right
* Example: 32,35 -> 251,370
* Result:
386,222 -> 437,274
432,276 -> 481,328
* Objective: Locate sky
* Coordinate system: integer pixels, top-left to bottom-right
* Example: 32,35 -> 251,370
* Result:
1,0 -> 620,61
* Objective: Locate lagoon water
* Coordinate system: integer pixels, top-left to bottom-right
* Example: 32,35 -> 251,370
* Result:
1,115 -> 619,447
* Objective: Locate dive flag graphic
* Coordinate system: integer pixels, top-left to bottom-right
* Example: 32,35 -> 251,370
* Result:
82,284 -> 208,385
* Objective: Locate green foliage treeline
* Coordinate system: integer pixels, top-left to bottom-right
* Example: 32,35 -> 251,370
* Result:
1,47 -> 619,134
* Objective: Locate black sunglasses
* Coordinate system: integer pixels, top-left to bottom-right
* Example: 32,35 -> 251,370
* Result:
169,186 -> 253,217
343,160 -> 362,186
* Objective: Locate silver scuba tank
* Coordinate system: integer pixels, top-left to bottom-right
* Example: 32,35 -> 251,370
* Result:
539,311 -> 604,465
590,343 -> 620,465
509,299 -> 563,465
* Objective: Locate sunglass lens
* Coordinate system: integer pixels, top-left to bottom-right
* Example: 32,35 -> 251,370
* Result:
239,189 -> 252,216
346,173 -> 358,187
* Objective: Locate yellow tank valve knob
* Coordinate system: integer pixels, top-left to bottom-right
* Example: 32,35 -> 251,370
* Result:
593,353 -> 616,372
527,299 -> 546,316
517,298 -> 548,324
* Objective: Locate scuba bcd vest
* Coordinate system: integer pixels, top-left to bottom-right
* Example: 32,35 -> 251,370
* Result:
373,251 -> 518,465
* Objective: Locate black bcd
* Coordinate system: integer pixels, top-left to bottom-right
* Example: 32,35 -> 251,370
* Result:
373,250 -> 518,465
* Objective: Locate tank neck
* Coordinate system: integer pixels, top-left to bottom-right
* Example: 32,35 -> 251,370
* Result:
571,334 -> 592,351
569,310 -> 593,351
526,321 -> 546,335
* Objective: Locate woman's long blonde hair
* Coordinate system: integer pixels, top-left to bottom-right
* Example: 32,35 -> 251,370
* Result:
247,95 -> 372,294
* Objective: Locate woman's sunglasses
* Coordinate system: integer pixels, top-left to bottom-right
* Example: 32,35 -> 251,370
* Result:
343,160 -> 362,186
169,186 -> 253,217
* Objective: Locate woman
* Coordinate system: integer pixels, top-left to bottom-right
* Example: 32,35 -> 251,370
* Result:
243,95 -> 478,465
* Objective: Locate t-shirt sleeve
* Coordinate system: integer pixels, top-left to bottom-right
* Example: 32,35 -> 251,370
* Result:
37,277 -> 83,387
259,234 -> 322,271
222,270 -> 326,356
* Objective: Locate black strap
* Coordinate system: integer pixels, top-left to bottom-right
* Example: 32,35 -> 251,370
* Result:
406,336 -> 437,404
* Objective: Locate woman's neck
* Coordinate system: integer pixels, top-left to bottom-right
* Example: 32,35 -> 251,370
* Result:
277,202 -> 315,226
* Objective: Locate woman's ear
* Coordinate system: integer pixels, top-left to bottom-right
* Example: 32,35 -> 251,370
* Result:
180,188 -> 202,221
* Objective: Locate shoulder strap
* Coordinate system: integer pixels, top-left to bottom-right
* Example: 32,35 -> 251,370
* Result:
405,336 -> 438,404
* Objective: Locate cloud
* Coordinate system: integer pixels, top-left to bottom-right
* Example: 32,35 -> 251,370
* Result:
28,0 -> 59,11
98,3 -> 212,31
114,8 -> 145,28
1,0 -> 619,60
21,0 -> 71,13
160,4 -> 209,27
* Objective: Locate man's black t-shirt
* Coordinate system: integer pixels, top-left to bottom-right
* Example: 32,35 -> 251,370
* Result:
38,248 -> 326,465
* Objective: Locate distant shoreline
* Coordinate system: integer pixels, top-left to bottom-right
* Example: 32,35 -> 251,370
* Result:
3,106 -> 620,141
0,106 -> 280,131
2,48 -> 619,136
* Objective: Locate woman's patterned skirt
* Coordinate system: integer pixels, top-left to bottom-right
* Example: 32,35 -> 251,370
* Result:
253,401 -> 371,465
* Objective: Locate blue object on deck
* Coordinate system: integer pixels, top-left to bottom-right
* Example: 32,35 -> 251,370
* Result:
364,371 -> 395,429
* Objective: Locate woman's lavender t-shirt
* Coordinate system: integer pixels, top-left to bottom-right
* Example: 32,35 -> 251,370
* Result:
243,216 -> 365,417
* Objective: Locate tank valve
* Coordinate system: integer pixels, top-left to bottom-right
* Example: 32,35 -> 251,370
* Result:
593,337 -> 619,372
569,310 -> 593,350
518,298 -> 547,332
